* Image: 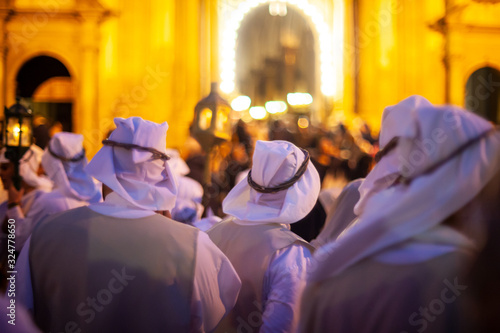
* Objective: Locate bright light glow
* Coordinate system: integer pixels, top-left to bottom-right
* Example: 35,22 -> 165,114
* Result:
332,0 -> 344,98
269,2 -> 287,16
231,95 -> 252,111
7,117 -> 31,147
265,101 -> 287,114
287,93 -> 313,106
199,108 -> 213,130
249,106 -> 267,120
220,81 -> 235,94
298,117 -> 309,129
220,0 -> 339,97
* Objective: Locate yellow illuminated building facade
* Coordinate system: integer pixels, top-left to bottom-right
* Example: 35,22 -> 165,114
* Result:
0,0 -> 499,156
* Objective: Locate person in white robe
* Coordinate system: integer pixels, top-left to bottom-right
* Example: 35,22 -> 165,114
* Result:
299,95 -> 500,333
15,116 -> 240,333
208,140 -> 321,333
17,132 -> 101,235
0,145 -> 53,252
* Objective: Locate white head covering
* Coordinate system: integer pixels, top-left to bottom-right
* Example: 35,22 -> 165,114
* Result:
42,133 -> 100,202
85,117 -> 178,211
354,95 -> 434,214
0,145 -> 53,191
171,176 -> 204,223
310,96 -> 500,282
165,148 -> 190,177
223,140 -> 321,224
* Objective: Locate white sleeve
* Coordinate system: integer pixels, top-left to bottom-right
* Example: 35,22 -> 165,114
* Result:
190,231 -> 241,333
260,244 -> 312,333
12,236 -> 34,313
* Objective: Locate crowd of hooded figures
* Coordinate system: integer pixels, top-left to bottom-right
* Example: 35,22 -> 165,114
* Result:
0,95 -> 498,333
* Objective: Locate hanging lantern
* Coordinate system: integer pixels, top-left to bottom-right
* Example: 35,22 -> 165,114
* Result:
191,83 -> 232,186
3,100 -> 33,190
191,83 -> 232,152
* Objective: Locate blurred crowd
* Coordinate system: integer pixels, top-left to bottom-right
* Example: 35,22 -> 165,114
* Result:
0,95 -> 498,333
181,117 -> 378,241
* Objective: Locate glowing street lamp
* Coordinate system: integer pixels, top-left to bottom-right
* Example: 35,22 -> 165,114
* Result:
287,93 -> 313,106
3,100 -> 33,190
249,106 -> 267,120
265,101 -> 287,114
191,83 -> 232,184
231,95 -> 251,112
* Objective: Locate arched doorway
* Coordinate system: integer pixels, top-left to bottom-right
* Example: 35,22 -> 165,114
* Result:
16,55 -> 74,148
465,66 -> 500,124
236,4 -> 316,108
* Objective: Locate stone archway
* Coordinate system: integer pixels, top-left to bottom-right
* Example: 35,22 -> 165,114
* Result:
465,66 -> 500,124
16,55 -> 74,148
219,0 -> 338,98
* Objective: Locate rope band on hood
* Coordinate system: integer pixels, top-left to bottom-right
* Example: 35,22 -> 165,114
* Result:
102,139 -> 170,161
49,145 -> 86,162
247,148 -> 310,194
397,128 -> 499,185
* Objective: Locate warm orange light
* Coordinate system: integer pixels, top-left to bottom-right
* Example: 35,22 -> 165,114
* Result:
298,117 -> 309,129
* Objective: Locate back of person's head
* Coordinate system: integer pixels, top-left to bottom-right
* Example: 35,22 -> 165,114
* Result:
42,132 -> 100,202
85,117 -> 178,211
223,140 -> 321,225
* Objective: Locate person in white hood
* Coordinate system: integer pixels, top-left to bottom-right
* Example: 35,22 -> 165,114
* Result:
15,117 -> 240,333
0,144 -> 53,253
208,140 -> 320,333
299,96 -> 500,333
6,132 -> 101,251
167,148 -> 222,231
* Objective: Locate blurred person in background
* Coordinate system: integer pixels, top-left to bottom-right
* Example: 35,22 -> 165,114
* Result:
0,144 -> 53,289
24,132 -> 101,229
311,179 -> 362,249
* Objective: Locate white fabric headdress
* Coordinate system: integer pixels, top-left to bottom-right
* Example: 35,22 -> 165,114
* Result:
223,140 -> 320,224
171,176 -> 204,223
85,117 -> 178,211
310,96 -> 500,282
0,145 -> 53,191
165,148 -> 190,177
42,133 -> 100,202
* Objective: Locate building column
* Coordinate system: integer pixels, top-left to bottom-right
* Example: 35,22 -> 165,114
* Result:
78,13 -> 101,157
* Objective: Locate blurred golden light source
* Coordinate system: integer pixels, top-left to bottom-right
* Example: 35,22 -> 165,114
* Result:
269,2 -> 287,16
265,101 -> 287,114
220,0 -> 337,96
287,93 -> 313,106
298,117 -> 309,129
198,108 -> 213,131
249,106 -> 267,120
5,109 -> 32,148
231,95 -> 251,111
220,81 -> 234,94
